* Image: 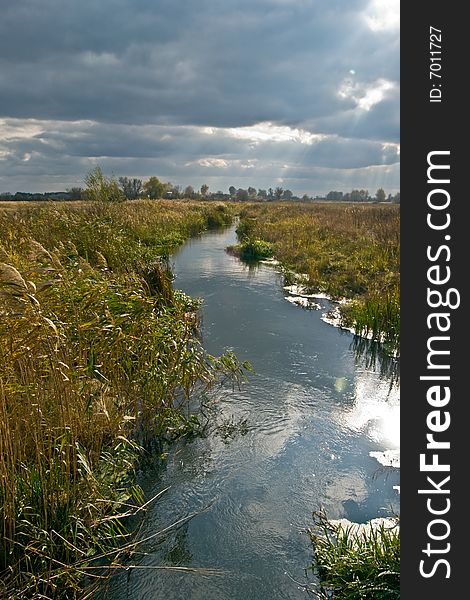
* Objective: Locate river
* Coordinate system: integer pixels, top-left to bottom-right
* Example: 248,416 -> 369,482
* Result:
98,223 -> 400,599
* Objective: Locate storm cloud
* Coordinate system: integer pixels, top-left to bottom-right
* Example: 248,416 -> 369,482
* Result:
0,0 -> 399,195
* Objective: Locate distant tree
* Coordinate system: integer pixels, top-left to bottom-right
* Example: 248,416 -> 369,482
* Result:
267,188 -> 274,201
375,187 -> 386,202
282,189 -> 293,200
301,194 -> 310,202
201,183 -> 209,197
349,190 -> 359,201
184,185 -> 195,198
119,177 -> 142,200
143,176 -> 167,199
350,189 -> 368,202
228,186 -> 236,197
247,186 -> 257,199
393,192 -> 400,204
66,187 -> 84,200
84,167 -> 124,202
236,188 -> 249,201
274,187 -> 284,200
14,192 -> 44,201
326,191 -> 343,201
257,189 -> 267,200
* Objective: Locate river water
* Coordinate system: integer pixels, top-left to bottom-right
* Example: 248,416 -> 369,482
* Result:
99,224 -> 399,599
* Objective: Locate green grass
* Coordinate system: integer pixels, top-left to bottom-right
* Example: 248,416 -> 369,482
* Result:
0,199 -> 247,598
308,511 -> 400,599
235,202 -> 400,352
228,237 -> 274,261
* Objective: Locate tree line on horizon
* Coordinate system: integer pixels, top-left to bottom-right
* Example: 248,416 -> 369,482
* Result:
0,167 -> 400,204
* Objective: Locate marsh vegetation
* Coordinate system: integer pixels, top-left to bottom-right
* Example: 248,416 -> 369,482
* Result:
0,199 -> 247,598
0,197 -> 399,599
308,511 -> 400,599
233,202 -> 400,353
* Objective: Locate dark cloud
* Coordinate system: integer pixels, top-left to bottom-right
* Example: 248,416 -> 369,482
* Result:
0,0 -> 399,193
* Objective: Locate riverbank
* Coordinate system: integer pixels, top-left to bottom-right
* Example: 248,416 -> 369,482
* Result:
0,200 -> 246,598
233,202 -> 400,353
228,204 -> 400,594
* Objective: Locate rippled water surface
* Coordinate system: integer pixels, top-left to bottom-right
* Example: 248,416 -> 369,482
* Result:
99,224 -> 399,600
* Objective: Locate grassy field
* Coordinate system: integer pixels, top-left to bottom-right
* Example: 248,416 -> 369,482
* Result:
0,199 -> 245,598
234,202 -> 400,352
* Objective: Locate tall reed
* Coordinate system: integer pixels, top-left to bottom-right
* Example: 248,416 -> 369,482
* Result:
0,200 -> 244,598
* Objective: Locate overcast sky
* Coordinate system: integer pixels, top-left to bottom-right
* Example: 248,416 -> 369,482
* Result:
0,0 -> 399,196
